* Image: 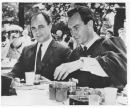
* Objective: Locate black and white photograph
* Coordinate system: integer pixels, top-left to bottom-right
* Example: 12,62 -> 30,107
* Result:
1,0 -> 128,106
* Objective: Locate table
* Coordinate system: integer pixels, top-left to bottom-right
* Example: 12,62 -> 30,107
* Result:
1,58 -> 17,74
1,58 -> 17,68
1,89 -> 69,105
1,88 -> 127,106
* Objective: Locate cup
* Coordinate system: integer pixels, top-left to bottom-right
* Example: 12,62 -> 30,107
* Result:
25,72 -> 35,85
104,94 -> 117,105
34,74 -> 41,85
55,82 -> 69,102
67,82 -> 76,95
89,94 -> 100,105
49,83 -> 56,100
104,87 -> 118,105
104,87 -> 118,95
56,86 -> 69,102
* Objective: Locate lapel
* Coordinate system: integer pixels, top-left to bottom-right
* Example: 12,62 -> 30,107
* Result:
84,38 -> 105,57
41,40 -> 57,64
26,43 -> 37,70
78,45 -> 85,57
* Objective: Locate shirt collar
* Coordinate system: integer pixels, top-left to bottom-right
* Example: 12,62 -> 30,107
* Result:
37,36 -> 52,49
81,33 -> 100,50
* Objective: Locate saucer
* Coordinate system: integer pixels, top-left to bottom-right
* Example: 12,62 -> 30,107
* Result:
14,85 -> 36,90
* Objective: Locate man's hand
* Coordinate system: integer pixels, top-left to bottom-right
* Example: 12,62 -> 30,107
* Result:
54,60 -> 84,80
11,77 -> 21,88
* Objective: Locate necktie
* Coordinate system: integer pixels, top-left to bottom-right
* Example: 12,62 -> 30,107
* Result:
83,46 -> 87,53
36,44 -> 42,74
83,46 -> 87,56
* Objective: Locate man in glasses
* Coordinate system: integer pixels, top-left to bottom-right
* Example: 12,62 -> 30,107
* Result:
10,30 -> 19,33
54,6 -> 127,90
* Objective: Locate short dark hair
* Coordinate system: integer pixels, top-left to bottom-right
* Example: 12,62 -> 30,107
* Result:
67,6 -> 96,27
30,11 -> 51,25
118,28 -> 125,34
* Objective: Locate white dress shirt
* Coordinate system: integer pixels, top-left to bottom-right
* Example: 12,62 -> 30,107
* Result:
34,37 -> 53,73
80,33 -> 108,77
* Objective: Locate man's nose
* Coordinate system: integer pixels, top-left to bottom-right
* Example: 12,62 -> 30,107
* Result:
35,28 -> 39,32
71,32 -> 77,38
34,27 -> 41,32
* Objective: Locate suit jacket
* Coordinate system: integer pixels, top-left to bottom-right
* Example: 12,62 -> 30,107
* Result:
67,37 -> 127,89
8,40 -> 71,81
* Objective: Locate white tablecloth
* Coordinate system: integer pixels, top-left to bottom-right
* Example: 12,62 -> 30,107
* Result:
1,89 -> 127,105
1,89 -> 69,105
1,58 -> 17,74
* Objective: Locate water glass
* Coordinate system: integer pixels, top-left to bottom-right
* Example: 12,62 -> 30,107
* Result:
89,94 -> 100,105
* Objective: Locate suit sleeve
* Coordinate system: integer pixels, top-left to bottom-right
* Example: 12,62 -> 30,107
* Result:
96,39 -> 127,88
61,47 -> 72,63
7,47 -> 26,79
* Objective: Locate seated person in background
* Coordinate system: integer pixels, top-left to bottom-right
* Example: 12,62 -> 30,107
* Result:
6,30 -> 24,59
6,12 -> 71,85
105,29 -> 113,39
55,30 -> 63,42
1,30 -> 10,60
59,34 -> 69,47
105,29 -> 126,53
118,28 -> 126,43
54,6 -> 127,90
20,29 -> 32,46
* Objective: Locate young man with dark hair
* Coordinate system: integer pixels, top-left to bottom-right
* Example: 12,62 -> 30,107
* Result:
54,6 -> 127,90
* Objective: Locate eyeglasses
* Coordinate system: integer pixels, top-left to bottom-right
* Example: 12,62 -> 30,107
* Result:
10,31 -> 19,34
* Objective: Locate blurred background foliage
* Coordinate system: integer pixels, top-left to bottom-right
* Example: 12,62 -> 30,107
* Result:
2,2 -> 125,36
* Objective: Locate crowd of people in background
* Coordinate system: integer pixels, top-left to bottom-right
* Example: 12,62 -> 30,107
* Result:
2,26 -> 32,60
1,25 -> 75,61
1,24 -> 126,61
1,2 -> 126,62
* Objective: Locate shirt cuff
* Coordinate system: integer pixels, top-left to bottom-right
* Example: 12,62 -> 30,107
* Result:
79,57 -> 108,77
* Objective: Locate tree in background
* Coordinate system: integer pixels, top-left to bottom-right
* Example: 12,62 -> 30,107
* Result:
2,2 -> 126,37
19,3 -> 24,29
89,3 -> 125,36
114,8 -> 126,36
2,2 -> 19,25
24,3 -> 39,25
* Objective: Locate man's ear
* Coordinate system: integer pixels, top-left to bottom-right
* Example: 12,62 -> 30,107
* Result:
30,28 -> 33,38
48,24 -> 52,30
87,20 -> 93,29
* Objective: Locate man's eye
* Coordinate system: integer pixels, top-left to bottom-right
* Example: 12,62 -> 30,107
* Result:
75,27 -> 79,30
31,28 -> 35,31
39,26 -> 44,29
70,29 -> 72,33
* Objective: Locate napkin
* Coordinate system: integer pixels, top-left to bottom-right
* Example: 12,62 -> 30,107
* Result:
116,96 -> 128,105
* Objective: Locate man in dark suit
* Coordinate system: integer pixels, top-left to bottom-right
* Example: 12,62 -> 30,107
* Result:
7,12 -> 71,81
54,6 -> 127,90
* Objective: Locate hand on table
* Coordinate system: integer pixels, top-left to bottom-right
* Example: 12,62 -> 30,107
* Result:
11,77 -> 23,88
40,76 -> 51,84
